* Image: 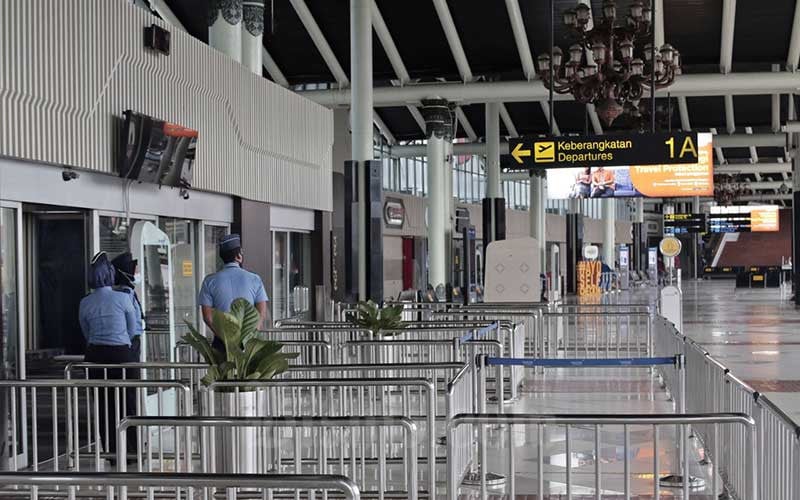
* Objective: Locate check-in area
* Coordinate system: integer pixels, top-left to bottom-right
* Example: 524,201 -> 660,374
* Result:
1,1 -> 800,499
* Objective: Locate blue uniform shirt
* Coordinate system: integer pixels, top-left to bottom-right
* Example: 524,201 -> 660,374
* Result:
198,263 -> 269,312
79,287 -> 143,346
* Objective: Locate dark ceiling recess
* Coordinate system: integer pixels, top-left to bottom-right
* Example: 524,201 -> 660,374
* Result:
161,0 -> 793,143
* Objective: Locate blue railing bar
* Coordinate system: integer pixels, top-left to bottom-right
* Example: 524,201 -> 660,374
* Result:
460,322 -> 499,343
484,356 -> 677,367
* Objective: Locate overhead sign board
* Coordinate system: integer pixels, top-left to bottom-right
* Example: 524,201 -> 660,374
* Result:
546,133 -> 713,199
708,205 -> 779,233
664,213 -> 707,234
508,131 -> 699,170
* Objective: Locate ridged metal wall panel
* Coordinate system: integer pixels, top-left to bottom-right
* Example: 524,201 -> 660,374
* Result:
0,0 -> 333,211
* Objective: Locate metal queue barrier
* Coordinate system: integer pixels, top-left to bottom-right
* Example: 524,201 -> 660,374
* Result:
117,416 -> 418,500
0,471 -> 361,500
653,315 -> 800,500
446,413 -> 756,500
0,379 -> 192,473
175,337 -> 337,365
539,310 -> 653,359
203,362 -> 473,497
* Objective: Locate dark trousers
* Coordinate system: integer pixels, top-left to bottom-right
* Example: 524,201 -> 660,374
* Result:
85,343 -> 139,457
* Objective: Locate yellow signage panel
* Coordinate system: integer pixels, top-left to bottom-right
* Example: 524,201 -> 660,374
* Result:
508,131 -> 699,169
182,260 -> 193,277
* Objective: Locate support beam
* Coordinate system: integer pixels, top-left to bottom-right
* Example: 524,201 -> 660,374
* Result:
299,72 -> 800,107
150,0 -> 187,30
586,103 -> 603,135
715,162 -> 793,175
350,0 -> 372,300
653,0 -> 665,47
540,102 -> 561,136
745,180 -> 792,190
371,1 -> 410,83
486,102 -> 501,198
455,107 -> 478,142
720,0 -> 736,74
371,1 -> 426,133
504,0 -> 535,80
390,133 -> 788,157
373,111 -> 396,145
772,64 -> 782,133
710,128 -> 727,165
724,95 -> 736,134
788,0 -> 800,71
738,193 -> 792,202
499,104 -> 519,138
290,0 -> 349,86
431,0 -> 473,82
602,199 -> 615,265
678,97 -> 691,131
262,47 -> 289,87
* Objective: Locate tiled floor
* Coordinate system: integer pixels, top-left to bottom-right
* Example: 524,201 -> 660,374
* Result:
681,279 -> 800,424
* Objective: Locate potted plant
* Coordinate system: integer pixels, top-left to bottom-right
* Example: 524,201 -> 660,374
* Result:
182,298 -> 298,473
350,300 -> 406,364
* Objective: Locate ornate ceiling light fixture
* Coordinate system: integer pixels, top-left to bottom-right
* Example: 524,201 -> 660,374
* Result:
537,0 -> 681,126
713,173 -> 749,206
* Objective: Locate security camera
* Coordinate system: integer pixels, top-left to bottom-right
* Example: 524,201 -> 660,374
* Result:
61,169 -> 79,182
179,188 -> 190,200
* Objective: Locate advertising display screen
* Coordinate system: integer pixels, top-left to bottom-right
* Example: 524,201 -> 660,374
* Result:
708,205 -> 779,233
546,132 -> 713,199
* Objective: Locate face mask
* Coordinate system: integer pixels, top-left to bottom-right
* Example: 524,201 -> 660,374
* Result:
132,273 -> 142,285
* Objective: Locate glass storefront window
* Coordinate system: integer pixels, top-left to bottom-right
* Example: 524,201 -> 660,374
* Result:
204,225 -> 228,277
158,218 -> 198,336
288,232 -> 311,319
273,232 -> 288,320
1,208 -> 19,377
99,216 -> 144,260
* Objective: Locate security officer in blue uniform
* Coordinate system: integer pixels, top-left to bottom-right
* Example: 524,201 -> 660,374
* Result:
79,251 -> 143,456
198,234 -> 270,353
111,252 -> 144,361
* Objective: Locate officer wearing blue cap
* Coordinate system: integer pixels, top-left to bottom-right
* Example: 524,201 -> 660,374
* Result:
198,234 -> 269,352
79,251 -> 143,455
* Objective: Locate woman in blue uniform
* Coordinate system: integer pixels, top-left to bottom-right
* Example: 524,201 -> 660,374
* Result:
79,251 -> 143,457
111,252 -> 144,361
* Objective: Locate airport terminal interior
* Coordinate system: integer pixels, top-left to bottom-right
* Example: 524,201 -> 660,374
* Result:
2,0 -> 800,498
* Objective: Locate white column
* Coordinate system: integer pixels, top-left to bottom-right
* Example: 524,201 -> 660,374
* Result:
529,175 -> 546,265
427,136 -> 447,288
485,102 -> 501,199
350,0 -> 372,300
242,1 -> 265,74
209,0 -> 243,62
445,141 -> 455,278
602,198 -> 615,265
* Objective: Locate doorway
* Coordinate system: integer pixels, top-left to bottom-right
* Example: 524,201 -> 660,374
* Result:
24,208 -> 89,364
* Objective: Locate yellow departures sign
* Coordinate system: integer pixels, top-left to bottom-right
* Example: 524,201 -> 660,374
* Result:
507,131 -> 700,170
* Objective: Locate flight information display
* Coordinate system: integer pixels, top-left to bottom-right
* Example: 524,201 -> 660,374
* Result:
708,205 -> 779,233
663,213 -> 706,234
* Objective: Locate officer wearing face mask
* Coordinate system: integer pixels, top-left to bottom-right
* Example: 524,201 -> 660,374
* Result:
111,252 -> 144,360
198,234 -> 270,353
79,251 -> 143,455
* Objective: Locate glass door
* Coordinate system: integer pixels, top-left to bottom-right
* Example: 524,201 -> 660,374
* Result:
130,221 -> 175,364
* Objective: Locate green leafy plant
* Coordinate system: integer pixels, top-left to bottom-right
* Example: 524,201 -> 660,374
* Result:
352,300 -> 406,336
182,298 -> 298,388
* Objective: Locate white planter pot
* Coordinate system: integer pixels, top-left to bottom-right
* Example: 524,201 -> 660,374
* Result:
213,391 -> 261,474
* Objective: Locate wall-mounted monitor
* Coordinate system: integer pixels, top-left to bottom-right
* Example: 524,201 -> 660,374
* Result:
546,132 -> 713,199
119,110 -> 198,189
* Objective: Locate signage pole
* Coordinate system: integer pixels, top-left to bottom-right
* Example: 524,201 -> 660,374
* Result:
651,0 -> 656,134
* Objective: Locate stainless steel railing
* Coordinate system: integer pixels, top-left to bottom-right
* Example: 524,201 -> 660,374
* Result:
0,471 -> 361,500
447,412 -> 757,500
0,379 -> 191,473
117,415 -> 418,500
